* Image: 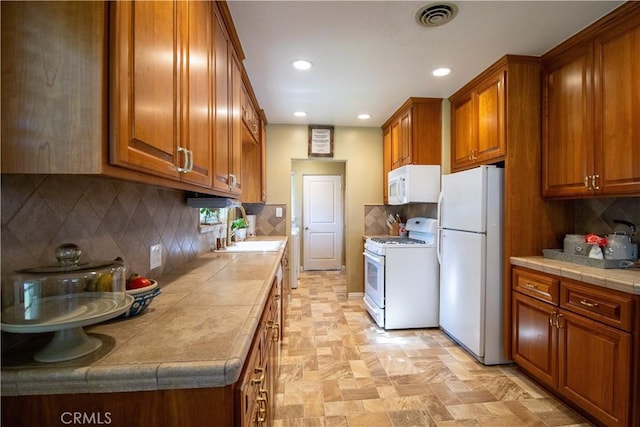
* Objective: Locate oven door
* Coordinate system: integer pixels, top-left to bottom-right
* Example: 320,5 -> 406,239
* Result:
363,250 -> 385,308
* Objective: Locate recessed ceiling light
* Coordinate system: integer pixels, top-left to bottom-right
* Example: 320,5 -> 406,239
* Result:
293,111 -> 307,117
292,59 -> 313,70
358,114 -> 371,120
432,67 -> 452,77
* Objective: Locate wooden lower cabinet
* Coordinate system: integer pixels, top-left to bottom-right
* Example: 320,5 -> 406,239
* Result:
2,280 -> 282,427
558,310 -> 631,426
512,291 -> 558,389
512,267 -> 638,427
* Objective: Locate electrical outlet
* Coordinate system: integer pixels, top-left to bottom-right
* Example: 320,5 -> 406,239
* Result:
275,207 -> 283,218
150,244 -> 162,270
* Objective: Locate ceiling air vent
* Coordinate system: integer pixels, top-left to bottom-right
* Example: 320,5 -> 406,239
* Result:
415,2 -> 458,27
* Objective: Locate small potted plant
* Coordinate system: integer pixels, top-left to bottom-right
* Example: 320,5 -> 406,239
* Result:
231,217 -> 249,241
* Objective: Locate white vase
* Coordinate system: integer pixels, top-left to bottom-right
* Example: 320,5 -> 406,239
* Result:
234,228 -> 247,242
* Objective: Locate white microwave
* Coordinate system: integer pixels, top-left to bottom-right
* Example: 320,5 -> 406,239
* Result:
388,165 -> 441,205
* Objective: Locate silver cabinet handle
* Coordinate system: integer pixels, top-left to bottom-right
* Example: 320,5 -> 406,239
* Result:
229,174 -> 237,188
579,299 -> 599,308
591,174 -> 600,190
177,147 -> 188,172
584,176 -> 590,190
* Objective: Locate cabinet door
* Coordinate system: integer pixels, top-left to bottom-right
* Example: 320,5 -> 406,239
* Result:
1,2 -> 106,174
594,21 -> 640,196
475,71 -> 505,163
213,14 -> 231,193
542,45 -> 594,197
390,119 -> 402,170
230,53 -> 243,195
557,309 -> 631,427
451,94 -> 475,171
398,109 -> 412,166
512,292 -> 558,389
110,1 -> 180,180
181,0 -> 213,188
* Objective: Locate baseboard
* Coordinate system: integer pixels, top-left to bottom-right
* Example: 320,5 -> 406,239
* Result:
348,292 -> 364,300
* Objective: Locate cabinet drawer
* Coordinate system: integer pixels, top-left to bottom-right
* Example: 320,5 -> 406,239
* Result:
560,280 -> 634,332
513,267 -> 559,304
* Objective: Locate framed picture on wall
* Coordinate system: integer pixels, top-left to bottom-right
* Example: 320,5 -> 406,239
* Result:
308,125 -> 334,157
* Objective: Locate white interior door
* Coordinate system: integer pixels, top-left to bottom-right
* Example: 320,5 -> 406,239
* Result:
303,175 -> 343,270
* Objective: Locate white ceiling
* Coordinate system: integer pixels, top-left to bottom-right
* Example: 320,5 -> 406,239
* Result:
227,1 -> 623,128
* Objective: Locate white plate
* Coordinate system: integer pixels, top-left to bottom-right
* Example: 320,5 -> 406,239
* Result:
1,293 -> 134,333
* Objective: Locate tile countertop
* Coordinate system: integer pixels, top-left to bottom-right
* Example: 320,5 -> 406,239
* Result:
511,256 -> 640,295
1,237 -> 288,397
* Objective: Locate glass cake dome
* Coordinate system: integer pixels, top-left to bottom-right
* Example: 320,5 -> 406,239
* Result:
1,244 -> 133,362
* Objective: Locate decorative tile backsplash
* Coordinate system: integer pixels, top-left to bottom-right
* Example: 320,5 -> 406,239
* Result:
244,203 -> 287,236
1,175 -> 201,290
575,197 -> 640,237
366,197 -> 640,241
364,204 -> 438,235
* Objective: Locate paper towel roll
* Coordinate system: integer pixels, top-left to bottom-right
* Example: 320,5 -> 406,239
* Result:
247,215 -> 256,236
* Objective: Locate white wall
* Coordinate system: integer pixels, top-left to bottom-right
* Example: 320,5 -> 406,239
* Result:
265,125 -> 383,294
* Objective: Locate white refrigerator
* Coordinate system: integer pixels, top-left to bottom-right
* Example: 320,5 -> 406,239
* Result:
436,165 -> 509,365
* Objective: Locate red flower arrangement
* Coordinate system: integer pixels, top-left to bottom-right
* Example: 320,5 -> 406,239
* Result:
585,233 -> 608,247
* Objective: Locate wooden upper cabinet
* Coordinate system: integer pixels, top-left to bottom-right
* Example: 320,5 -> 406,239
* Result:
397,109 -> 412,166
382,98 -> 442,170
110,0 -> 214,188
1,1 -> 106,173
476,72 -> 505,162
212,10 -> 242,196
110,1 -> 181,181
390,118 -> 402,170
241,83 -> 260,143
542,45 -> 593,197
241,112 -> 267,204
594,19 -> 640,196
229,51 -> 243,196
451,93 -> 475,170
542,3 -> 640,198
180,0 -> 214,188
450,68 -> 506,172
213,12 -> 231,193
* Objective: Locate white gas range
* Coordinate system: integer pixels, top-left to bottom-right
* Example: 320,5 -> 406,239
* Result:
363,217 -> 439,329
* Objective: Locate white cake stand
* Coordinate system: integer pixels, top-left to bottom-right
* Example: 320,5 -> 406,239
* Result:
1,292 -> 133,362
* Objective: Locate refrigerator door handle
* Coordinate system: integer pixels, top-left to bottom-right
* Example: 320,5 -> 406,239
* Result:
436,190 -> 444,229
436,191 -> 444,265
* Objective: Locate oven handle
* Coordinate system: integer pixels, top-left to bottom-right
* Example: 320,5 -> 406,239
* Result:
363,251 -> 384,266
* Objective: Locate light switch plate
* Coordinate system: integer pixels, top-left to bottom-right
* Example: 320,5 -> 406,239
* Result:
275,207 -> 283,218
150,244 -> 162,270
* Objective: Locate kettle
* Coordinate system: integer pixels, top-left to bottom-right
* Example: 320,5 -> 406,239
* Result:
605,220 -> 637,260
604,232 -> 634,260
